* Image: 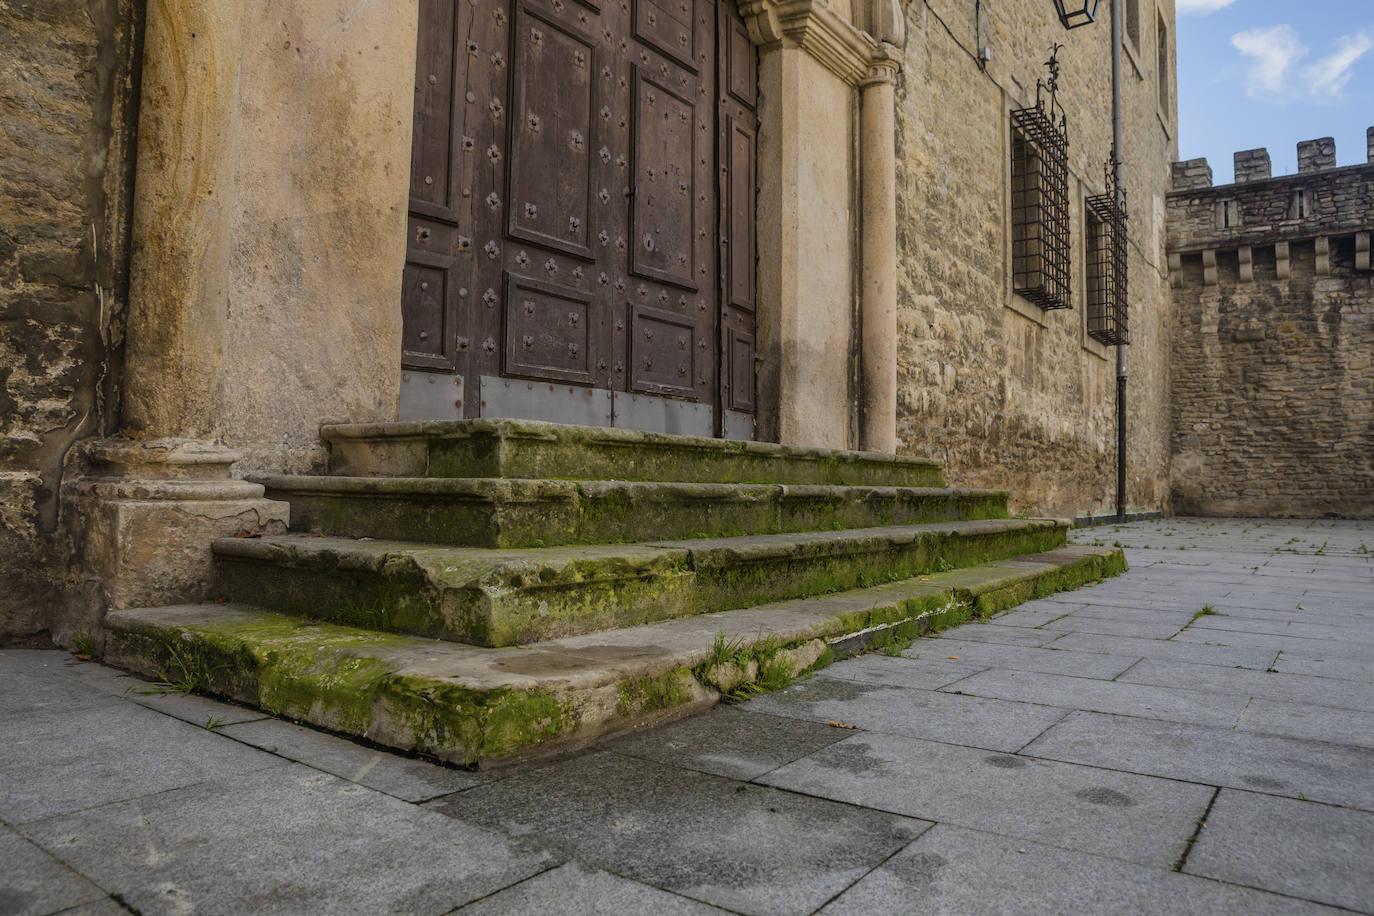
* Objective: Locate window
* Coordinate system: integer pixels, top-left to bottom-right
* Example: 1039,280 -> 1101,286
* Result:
1011,106 -> 1072,310
1157,14 -> 1169,110
1290,189 -> 1308,220
1215,199 -> 1240,230
1125,0 -> 1140,50
1086,185 -> 1128,345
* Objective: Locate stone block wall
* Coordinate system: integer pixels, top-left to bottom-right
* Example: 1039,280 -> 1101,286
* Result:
1167,137 -> 1374,517
0,1 -> 143,642
893,0 -> 1177,518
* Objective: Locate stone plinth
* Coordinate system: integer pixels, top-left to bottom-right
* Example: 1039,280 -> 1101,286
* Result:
63,439 -> 288,612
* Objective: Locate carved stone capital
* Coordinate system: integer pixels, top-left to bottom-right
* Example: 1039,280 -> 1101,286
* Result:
861,42 -> 903,87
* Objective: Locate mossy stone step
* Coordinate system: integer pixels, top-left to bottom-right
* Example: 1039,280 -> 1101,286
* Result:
213,519 -> 1067,648
253,474 -> 1009,547
103,544 -> 1126,767
321,418 -> 945,488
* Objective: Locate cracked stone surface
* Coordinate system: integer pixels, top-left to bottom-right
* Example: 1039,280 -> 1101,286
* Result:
2,518 -> 1371,914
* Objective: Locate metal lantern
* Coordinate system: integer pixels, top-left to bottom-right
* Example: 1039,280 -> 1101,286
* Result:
1053,0 -> 1099,29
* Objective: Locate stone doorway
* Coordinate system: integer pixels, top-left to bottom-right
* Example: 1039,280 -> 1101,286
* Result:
401,0 -> 758,438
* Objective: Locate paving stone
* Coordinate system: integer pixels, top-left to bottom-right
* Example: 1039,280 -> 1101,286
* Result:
0,656 -> 124,720
1171,627 -> 1374,661
818,823 -> 1343,916
217,717 -> 488,802
456,862 -> 731,914
929,622 -> 1063,647
0,702 -> 284,824
908,637 -> 1141,679
1024,711 -> 1374,810
125,688 -> 268,727
429,750 -> 930,916
741,676 -> 1067,752
1184,790 -> 1374,912
54,898 -> 133,916
943,668 -> 1250,728
1040,615 -> 1187,640
21,763 -> 550,916
759,732 -> 1212,868
1191,616 -> 1374,645
1047,631 -> 1278,670
1272,653 -> 1374,683
817,653 -> 986,690
603,706 -> 849,781
1235,697 -> 1374,748
980,603 -> 1076,628
1118,657 -> 1374,712
1033,602 -> 1200,625
0,825 -> 107,916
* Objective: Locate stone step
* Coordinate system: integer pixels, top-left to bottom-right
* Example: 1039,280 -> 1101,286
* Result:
321,418 -> 945,488
103,545 -> 1126,767
252,474 -> 1009,547
213,519 -> 1066,648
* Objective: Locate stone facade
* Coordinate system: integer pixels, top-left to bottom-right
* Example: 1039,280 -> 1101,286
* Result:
894,0 -> 1178,518
0,0 -> 143,642
1,0 -> 1185,647
1167,137 -> 1374,518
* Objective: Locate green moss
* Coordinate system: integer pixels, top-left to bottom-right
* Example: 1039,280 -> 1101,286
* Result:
383,677 -> 572,766
616,669 -> 695,717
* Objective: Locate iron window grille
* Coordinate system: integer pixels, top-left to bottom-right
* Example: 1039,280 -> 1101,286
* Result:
1085,159 -> 1128,345
1011,48 -> 1072,311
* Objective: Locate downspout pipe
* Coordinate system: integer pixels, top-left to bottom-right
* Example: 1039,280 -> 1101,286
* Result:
1111,0 -> 1127,521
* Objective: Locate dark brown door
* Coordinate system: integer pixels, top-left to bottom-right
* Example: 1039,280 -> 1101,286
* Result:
403,0 -> 756,434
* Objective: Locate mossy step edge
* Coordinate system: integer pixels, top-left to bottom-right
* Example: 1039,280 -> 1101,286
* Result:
103,545 -> 1125,767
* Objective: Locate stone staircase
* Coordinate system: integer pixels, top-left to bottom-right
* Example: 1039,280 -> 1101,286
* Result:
103,419 -> 1125,766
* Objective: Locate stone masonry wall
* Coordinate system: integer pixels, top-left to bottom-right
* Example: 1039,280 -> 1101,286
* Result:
894,0 -> 1177,518
1167,139 -> 1374,517
0,1 -> 143,642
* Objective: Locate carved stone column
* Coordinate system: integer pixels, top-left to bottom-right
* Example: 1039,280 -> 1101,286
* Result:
859,49 -> 901,453
122,0 -> 245,439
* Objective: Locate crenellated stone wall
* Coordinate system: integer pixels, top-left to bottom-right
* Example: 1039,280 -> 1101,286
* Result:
1167,135 -> 1374,518
893,0 -> 1178,518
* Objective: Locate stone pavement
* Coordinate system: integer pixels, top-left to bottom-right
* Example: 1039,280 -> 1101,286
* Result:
3,517 -> 1372,915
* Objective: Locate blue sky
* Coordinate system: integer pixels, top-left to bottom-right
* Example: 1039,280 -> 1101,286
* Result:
1176,0 -> 1373,182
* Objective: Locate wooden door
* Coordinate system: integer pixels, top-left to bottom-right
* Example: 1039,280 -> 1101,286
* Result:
403,0 -> 756,435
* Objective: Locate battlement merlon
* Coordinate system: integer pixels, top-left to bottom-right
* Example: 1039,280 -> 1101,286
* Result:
1172,130 -> 1374,193
1171,158 -> 1213,190
1234,148 -> 1270,184
1166,131 -> 1374,256
1298,137 -> 1336,173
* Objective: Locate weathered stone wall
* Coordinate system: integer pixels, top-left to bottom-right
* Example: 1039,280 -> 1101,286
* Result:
894,0 -> 1177,517
0,0 -> 143,643
1167,142 -> 1374,517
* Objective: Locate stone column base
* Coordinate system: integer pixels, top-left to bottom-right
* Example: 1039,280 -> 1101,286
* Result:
63,439 -> 289,612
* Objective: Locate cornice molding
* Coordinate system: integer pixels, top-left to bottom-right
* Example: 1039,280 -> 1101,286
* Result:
736,0 -> 902,87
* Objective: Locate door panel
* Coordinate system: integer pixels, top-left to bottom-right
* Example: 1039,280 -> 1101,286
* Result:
507,8 -> 597,260
403,0 -> 756,433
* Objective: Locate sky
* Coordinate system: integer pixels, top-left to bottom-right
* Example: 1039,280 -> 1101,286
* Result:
1175,0 -> 1373,183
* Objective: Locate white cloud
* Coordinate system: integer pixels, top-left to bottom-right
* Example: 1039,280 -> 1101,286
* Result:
1303,30 -> 1374,99
1176,0 -> 1237,14
1231,24 -> 1308,99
